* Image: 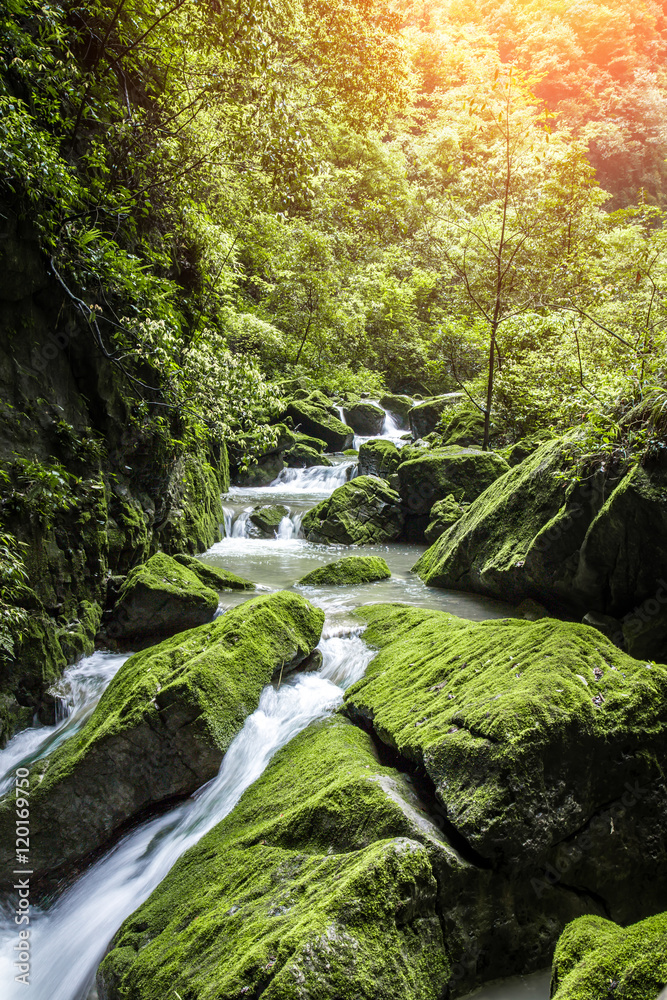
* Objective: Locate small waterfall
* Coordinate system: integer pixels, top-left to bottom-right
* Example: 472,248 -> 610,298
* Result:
276,513 -> 304,540
231,508 -> 253,538
268,463 -> 354,493
222,506 -> 235,538
0,636 -> 375,1000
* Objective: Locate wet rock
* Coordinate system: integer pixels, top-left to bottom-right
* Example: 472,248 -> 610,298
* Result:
408,393 -> 462,439
284,443 -> 332,468
398,446 -> 509,516
358,438 -> 402,479
516,598 -> 549,621
297,555 -> 391,587
0,592 -> 325,891
380,393 -> 414,429
424,495 -> 467,544
249,504 -> 290,537
282,400 -> 353,452
342,400 -> 385,436
172,553 -> 254,591
302,476 -> 404,545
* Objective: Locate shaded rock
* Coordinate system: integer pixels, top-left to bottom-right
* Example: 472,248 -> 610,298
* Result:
398,446 -> 509,516
408,393 -> 462,439
284,441 -> 332,468
582,611 -> 623,646
516,598 -> 549,621
103,552 -> 218,646
298,555 -> 391,587
282,400 -> 353,452
233,453 -> 285,487
173,554 -> 254,591
424,495 -> 467,545
0,592 -> 324,891
302,476 -> 404,545
503,432 -> 553,467
380,392 -> 414,428
438,405 -> 487,447
343,400 -> 385,435
97,717 -> 451,1000
550,912 -> 667,1000
56,600 -> 102,664
248,504 -> 290,537
358,438 -> 401,479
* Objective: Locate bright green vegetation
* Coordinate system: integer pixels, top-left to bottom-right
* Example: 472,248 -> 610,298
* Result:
0,592 -> 325,880
97,717 -> 451,1000
297,555 -> 391,587
437,406 -> 487,448
173,553 -> 255,591
345,604 -> 667,867
551,913 -> 667,1000
302,476 -> 403,545
397,446 -> 509,515
423,496 -> 467,545
282,399 -> 352,452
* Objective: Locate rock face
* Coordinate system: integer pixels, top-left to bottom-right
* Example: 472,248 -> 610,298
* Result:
103,552 -> 219,645
172,553 -> 254,591
424,495 -> 467,544
398,446 -> 509,516
282,400 -> 353,452
358,438 -> 402,479
380,393 -> 414,428
438,405 -> 487,447
550,913 -> 667,1000
302,476 -> 404,545
97,718 -> 451,1000
285,442 -> 332,468
0,592 -> 324,891
297,555 -> 391,586
342,400 -> 385,435
248,504 -> 290,537
408,393 -> 462,439
414,438 -> 667,660
340,605 -> 667,985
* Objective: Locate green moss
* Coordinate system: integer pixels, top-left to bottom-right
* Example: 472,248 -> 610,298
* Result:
397,446 -> 509,515
424,495 -> 466,544
551,912 -> 667,1000
111,551 -> 219,634
250,504 -> 291,535
283,401 -> 353,452
56,600 -> 102,663
437,405 -> 487,447
285,443 -> 332,468
97,718 -> 451,1000
302,476 -> 403,545
107,490 -> 150,574
358,439 -> 401,479
161,453 -> 226,553
379,393 -> 413,428
344,604 -> 667,866
173,553 -> 254,591
408,394 -> 463,438
297,555 -> 391,587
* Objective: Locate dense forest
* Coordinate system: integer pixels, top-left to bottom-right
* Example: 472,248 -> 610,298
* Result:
0,1 -> 666,999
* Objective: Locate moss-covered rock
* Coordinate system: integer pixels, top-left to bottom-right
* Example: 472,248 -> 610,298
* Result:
282,400 -> 353,452
550,913 -> 667,1000
302,476 -> 404,545
398,446 -> 509,516
424,495 -> 467,544
503,432 -> 554,467
344,604 -> 667,918
0,592 -> 324,890
284,442 -> 332,468
297,555 -> 391,587
437,405 -> 487,448
56,600 -> 102,664
358,438 -> 402,479
159,451 -> 228,554
380,393 -> 414,429
408,394 -> 463,439
343,400 -> 385,435
97,717 -> 451,1000
103,552 -> 219,646
172,553 -> 254,591
249,504 -> 291,537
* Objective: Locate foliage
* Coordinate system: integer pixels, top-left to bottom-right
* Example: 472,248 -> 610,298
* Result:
0,531 -> 30,657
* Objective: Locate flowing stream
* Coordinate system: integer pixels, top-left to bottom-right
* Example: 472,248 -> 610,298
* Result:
0,402 -> 550,1000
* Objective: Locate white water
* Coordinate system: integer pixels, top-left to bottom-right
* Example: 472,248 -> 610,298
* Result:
0,402 -> 548,1000
352,399 -> 409,451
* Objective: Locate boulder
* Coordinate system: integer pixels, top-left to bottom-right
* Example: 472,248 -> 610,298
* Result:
248,504 -> 290,537
97,718 -> 451,1000
103,552 -> 219,646
302,476 -> 404,545
284,433 -> 331,468
342,400 -> 385,435
398,446 -> 509,516
232,424 -> 295,486
172,554 -> 254,591
282,401 -> 353,452
0,592 -> 324,891
438,405 -> 487,447
550,913 -> 667,1000
503,432 -> 553,467
358,438 -> 402,479
423,495 -> 467,544
408,393 -> 462,439
297,555 -> 391,586
380,392 -> 414,428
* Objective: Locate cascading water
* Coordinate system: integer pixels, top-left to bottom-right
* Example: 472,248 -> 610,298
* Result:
351,400 -> 410,451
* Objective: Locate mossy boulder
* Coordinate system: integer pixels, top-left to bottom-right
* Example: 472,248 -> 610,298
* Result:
97,717 -> 451,1000
56,599 -> 102,664
344,604 -> 667,919
297,555 -> 391,587
103,552 -> 219,646
358,438 -> 402,479
172,553 -> 254,591
438,405 -> 487,448
0,592 -> 324,890
343,400 -> 385,435
424,495 -> 467,544
284,443 -> 332,468
408,394 -> 463,439
302,476 -> 404,545
503,432 -> 554,467
380,393 -> 414,429
249,504 -> 290,537
550,913 -> 667,1000
282,400 -> 353,452
398,446 -> 509,516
